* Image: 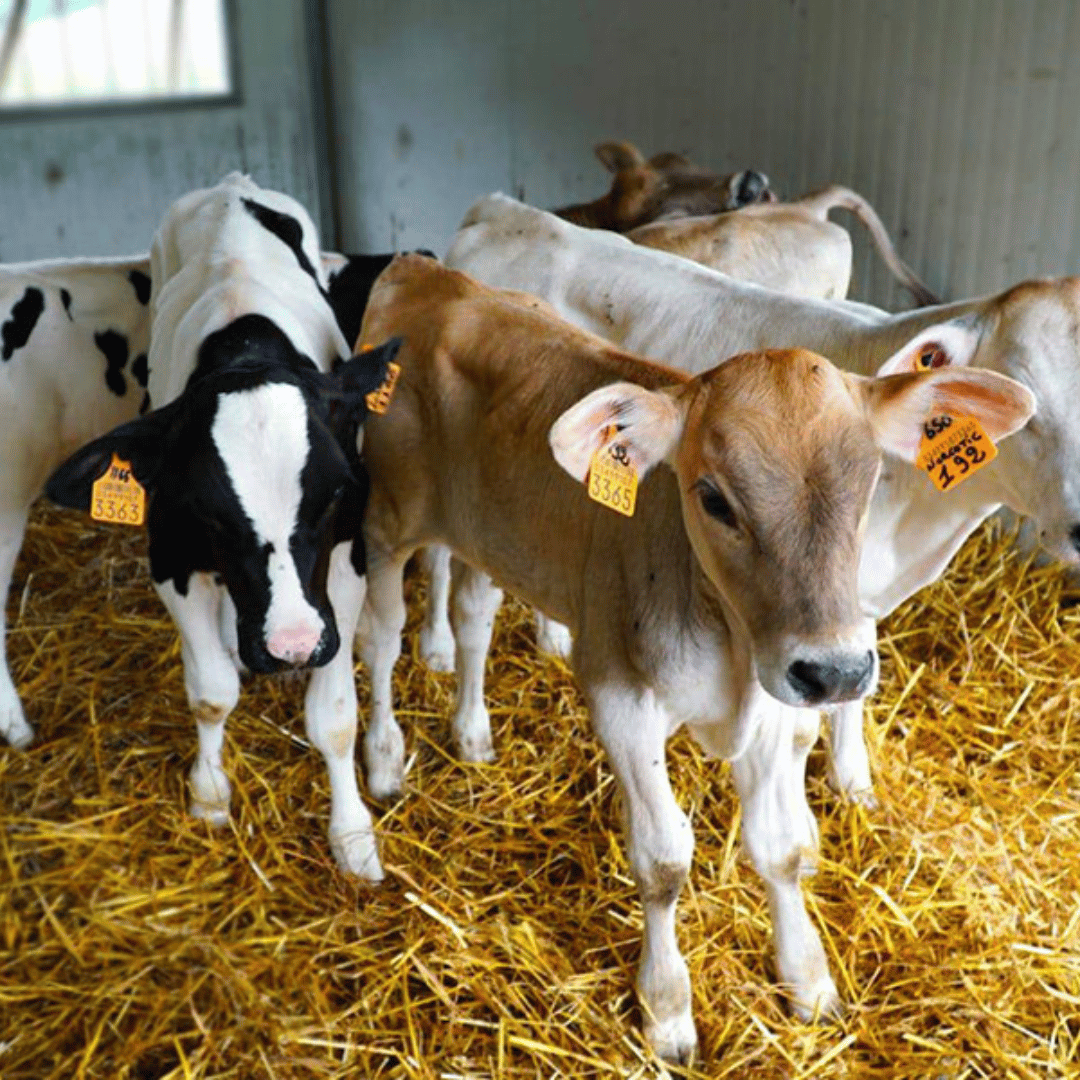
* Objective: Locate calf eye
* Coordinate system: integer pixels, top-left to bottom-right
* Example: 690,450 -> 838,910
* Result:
698,483 -> 738,529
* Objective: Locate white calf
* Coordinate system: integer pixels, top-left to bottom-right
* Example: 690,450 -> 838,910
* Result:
446,195 -> 1076,803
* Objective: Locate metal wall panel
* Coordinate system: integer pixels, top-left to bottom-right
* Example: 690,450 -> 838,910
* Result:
0,0 -> 325,260
327,0 -> 1080,309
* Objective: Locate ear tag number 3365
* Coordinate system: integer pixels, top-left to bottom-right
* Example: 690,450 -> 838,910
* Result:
915,413 -> 997,492
91,454 -> 146,526
587,428 -> 638,517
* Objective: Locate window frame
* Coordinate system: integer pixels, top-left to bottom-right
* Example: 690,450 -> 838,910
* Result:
0,0 -> 242,124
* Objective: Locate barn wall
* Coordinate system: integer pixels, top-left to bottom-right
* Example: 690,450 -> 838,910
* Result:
0,0 -> 326,261
326,0 -> 1080,309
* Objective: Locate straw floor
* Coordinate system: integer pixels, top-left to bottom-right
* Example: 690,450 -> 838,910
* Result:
2,504 -> 1079,1079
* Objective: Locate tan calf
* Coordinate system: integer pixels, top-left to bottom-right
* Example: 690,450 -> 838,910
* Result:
355,254 -> 1031,1063
553,139 -> 772,231
629,184 -> 939,304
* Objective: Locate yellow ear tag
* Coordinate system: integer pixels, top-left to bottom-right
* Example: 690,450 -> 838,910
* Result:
587,426 -> 638,517
915,414 -> 997,492
358,343 -> 400,415
90,454 -> 146,526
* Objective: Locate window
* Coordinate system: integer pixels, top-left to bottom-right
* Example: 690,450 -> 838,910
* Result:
0,0 -> 233,110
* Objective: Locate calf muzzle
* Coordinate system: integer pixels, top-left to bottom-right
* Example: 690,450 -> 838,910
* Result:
786,650 -> 875,706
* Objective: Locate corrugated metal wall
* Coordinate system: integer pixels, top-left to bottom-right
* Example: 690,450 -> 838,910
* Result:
327,0 -> 1080,309
0,0 -> 325,261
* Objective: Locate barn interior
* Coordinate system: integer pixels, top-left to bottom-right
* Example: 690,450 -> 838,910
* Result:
2,2 -> 1080,1078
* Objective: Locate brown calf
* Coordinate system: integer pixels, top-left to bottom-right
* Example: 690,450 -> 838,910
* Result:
355,254 -> 1031,1062
553,139 -> 773,231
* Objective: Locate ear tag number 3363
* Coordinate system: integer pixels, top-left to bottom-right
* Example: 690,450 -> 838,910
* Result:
915,413 -> 997,492
587,428 -> 638,517
91,454 -> 146,526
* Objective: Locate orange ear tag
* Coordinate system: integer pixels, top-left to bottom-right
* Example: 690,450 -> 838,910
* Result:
915,414 -> 997,492
358,344 -> 401,415
90,454 -> 146,526
587,427 -> 638,517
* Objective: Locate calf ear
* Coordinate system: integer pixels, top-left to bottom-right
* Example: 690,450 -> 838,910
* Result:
875,322 -> 980,376
550,382 -> 684,483
45,402 -> 180,510
863,367 -> 1036,463
595,141 -> 646,174
334,337 -> 403,402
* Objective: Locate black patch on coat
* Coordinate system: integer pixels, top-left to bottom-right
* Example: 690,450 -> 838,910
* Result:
2,287 -> 45,360
94,329 -> 129,396
131,353 -> 149,387
60,288 -> 73,319
128,269 -> 151,305
241,197 -> 321,288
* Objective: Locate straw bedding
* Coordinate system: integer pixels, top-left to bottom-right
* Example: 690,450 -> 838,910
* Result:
2,504 -> 1079,1079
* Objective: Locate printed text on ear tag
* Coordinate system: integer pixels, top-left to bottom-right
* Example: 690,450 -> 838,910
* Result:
915,414 -> 997,492
587,428 -> 638,517
360,343 -> 401,415
90,454 -> 146,526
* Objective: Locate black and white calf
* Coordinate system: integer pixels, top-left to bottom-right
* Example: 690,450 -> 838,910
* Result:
47,173 -> 398,879
0,241 -> 400,750
0,256 -> 153,749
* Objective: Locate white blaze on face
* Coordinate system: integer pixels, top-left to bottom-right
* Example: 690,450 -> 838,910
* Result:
211,382 -> 323,659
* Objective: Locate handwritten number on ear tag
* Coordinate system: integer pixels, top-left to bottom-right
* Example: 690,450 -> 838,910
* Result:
587,426 -> 638,517
90,453 -> 146,526
916,414 -> 997,492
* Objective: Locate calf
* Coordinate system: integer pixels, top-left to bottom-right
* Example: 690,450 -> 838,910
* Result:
0,255 -> 152,749
629,185 -> 939,304
354,254 -> 1031,1062
46,173 -> 397,879
445,194 -> 1077,804
553,140 -> 772,231
0,248 -> 397,750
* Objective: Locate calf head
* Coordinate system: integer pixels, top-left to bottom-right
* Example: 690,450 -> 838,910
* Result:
877,281 -> 1080,563
557,140 -> 774,231
551,349 -> 1033,707
47,316 -> 401,674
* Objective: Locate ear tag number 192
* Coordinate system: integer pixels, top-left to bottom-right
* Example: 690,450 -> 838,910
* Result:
359,343 -> 401,415
587,427 -> 638,517
90,454 -> 146,526
915,413 -> 997,493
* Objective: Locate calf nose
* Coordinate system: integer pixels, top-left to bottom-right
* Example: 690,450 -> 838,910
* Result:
266,623 -> 322,666
787,650 -> 875,705
1070,524 -> 1080,555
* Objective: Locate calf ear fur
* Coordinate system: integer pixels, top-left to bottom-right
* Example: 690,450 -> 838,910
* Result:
594,141 -> 647,174
45,401 -> 181,511
863,367 -> 1036,463
334,337 -> 403,402
549,381 -> 683,484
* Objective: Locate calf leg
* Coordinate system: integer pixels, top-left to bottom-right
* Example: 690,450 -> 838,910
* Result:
825,698 -> 876,806
418,545 -> 455,672
534,611 -> 572,659
156,574 -> 241,825
590,685 -> 696,1064
304,542 -> 382,880
0,508 -> 33,748
357,546 -> 410,800
731,701 -> 839,1020
449,559 -> 501,762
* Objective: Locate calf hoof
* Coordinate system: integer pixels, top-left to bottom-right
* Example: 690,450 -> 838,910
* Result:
419,623 -> 455,673
789,975 -> 843,1023
644,1011 -> 698,1066
1,709 -> 34,750
189,795 -> 230,827
330,829 -> 384,882
455,728 -> 495,764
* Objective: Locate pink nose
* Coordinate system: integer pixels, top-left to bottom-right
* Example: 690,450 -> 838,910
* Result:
266,623 -> 321,664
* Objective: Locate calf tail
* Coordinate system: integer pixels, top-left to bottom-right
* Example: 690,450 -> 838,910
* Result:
798,185 -> 941,307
